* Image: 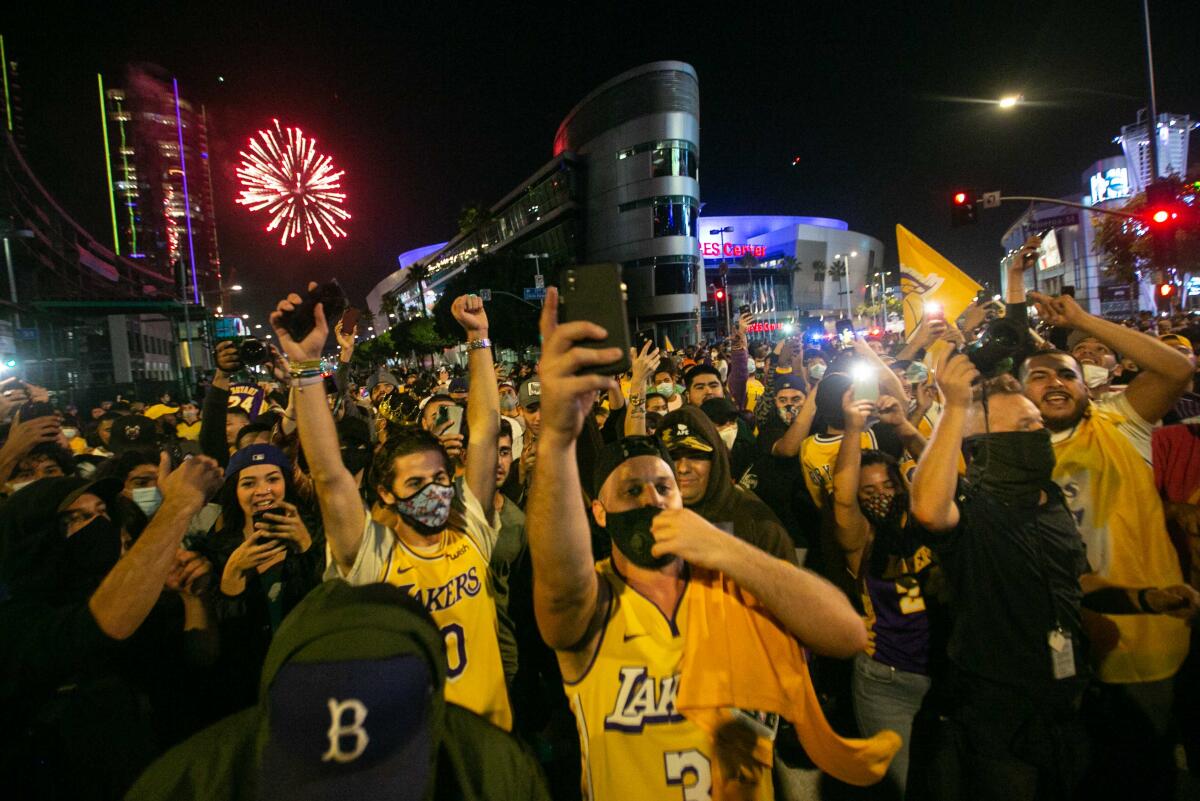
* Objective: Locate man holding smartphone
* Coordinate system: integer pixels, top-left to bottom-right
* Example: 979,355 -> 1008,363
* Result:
273,286 -> 511,731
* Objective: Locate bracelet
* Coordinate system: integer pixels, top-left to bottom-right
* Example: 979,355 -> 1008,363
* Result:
292,375 -> 325,389
290,367 -> 324,379
292,359 -> 322,370
1137,587 -> 1155,613
466,337 -> 491,351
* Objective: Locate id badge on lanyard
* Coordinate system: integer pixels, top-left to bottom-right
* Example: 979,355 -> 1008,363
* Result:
1048,626 -> 1076,680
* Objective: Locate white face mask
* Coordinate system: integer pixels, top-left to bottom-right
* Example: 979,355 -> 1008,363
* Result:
61,428 -> 79,440
131,486 -> 163,519
656,382 -> 676,398
809,363 -> 827,381
1082,363 -> 1110,389
719,425 -> 738,449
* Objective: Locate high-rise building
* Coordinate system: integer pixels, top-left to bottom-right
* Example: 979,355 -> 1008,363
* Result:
102,65 -> 222,305
1117,111 -> 1196,195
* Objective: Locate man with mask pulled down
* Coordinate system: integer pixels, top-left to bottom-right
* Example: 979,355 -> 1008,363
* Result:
911,354 -> 1198,801
527,287 -> 897,801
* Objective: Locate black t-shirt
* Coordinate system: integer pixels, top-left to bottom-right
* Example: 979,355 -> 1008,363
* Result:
737,419 -> 817,549
930,482 -> 1089,700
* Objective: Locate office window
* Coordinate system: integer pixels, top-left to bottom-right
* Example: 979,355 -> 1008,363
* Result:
651,144 -> 697,179
652,200 -> 698,238
654,261 -> 695,295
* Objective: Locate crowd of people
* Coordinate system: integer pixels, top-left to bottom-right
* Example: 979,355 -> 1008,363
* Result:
4,238 -> 1200,800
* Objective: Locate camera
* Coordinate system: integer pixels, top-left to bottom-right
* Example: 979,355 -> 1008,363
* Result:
238,337 -> 271,366
964,316 -> 1032,377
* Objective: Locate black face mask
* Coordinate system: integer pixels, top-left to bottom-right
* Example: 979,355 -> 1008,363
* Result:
341,443 -> 371,477
62,516 -> 121,596
964,429 -> 1056,505
604,506 -> 672,569
1111,368 -> 1139,386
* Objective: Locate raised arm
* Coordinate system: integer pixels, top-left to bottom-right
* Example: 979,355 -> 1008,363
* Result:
527,287 -> 622,651
89,455 -> 223,639
624,340 -> 660,438
727,313 -> 751,410
270,283 -> 365,574
850,336 -> 905,402
1029,291 -> 1193,424
833,392 -> 873,574
876,394 -> 926,459
1005,236 -> 1040,305
453,294 -> 500,511
199,341 -> 238,464
910,353 -> 978,532
771,381 -> 818,457
651,509 -> 868,657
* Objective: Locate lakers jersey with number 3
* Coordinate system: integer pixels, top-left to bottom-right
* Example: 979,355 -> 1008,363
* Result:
566,560 -> 772,801
382,528 -> 513,731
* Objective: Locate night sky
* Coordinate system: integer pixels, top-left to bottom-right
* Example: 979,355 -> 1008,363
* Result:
6,2 -> 1199,324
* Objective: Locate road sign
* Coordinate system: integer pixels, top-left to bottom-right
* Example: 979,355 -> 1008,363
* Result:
479,289 -> 492,301
16,328 -> 37,341
981,191 -> 1001,209
534,273 -> 545,289
523,287 -> 546,301
1023,213 -> 1079,234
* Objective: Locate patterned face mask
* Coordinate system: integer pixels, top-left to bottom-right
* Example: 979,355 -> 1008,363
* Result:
860,492 -> 905,528
393,482 -> 455,530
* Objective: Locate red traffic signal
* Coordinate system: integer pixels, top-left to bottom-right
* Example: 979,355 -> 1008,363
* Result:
951,191 -> 977,227
714,287 -> 726,301
1158,283 -> 1175,298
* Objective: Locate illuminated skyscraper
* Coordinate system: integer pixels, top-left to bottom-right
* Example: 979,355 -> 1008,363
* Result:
1117,111 -> 1196,195
101,64 -> 222,305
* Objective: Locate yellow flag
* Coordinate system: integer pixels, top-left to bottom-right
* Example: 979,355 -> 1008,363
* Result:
896,224 -> 982,337
663,334 -> 675,353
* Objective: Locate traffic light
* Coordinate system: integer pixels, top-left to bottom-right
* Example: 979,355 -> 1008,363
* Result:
1145,182 -> 1180,265
1156,281 -> 1177,311
951,191 -> 977,227
714,286 -> 726,301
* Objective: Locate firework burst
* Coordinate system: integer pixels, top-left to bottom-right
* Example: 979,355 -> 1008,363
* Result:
236,120 -> 350,251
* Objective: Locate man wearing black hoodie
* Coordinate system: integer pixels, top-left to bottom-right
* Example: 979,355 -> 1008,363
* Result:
0,456 -> 224,801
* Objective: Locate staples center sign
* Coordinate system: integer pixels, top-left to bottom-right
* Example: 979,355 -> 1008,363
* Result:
701,242 -> 767,258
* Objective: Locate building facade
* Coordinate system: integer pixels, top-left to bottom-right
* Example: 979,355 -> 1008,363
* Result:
103,64 -> 223,307
368,62 -> 704,346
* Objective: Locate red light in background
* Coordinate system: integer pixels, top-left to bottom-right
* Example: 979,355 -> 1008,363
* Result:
1159,283 -> 1175,297
1152,209 -> 1170,224
953,192 -> 968,205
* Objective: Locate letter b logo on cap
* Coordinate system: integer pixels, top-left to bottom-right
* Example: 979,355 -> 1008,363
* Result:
322,698 -> 370,763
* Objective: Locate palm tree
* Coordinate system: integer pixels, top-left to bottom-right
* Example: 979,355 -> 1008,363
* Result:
409,264 -> 430,317
812,259 -> 827,282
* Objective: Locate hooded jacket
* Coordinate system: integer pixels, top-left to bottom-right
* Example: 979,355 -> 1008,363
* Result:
0,478 -> 210,801
126,580 -> 549,801
658,406 -> 798,565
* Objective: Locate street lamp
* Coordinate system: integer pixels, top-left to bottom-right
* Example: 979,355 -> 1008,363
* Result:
997,94 -> 1022,109
230,284 -> 243,292
834,252 -> 858,319
709,226 -> 734,334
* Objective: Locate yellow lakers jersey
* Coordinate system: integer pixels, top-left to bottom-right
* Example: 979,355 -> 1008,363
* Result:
801,431 -> 879,509
382,528 -> 513,730
566,561 -> 772,801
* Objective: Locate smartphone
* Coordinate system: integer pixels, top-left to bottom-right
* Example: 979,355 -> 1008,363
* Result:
852,364 -> 880,402
340,307 -> 361,336
443,404 -> 464,437
276,280 -> 349,343
557,263 -> 632,376
924,301 -> 945,324
636,329 -> 656,354
739,304 -> 753,316
19,400 -> 56,421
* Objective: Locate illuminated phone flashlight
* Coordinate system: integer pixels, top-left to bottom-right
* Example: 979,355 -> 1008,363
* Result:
851,363 -> 876,383
781,322 -> 795,335
924,301 -> 943,315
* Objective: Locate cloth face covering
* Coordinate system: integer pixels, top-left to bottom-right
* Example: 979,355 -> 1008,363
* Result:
860,491 -> 905,528
1082,364 -> 1110,389
964,429 -> 1055,505
718,425 -> 738,449
605,506 -> 672,569
808,364 -> 827,381
393,482 -> 455,531
62,515 -> 121,597
131,486 -> 163,518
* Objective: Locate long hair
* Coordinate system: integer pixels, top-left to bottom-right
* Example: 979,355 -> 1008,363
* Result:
219,463 -> 301,538
366,426 -> 451,505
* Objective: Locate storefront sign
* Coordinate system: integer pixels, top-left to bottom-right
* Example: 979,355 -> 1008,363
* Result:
701,242 -> 767,258
1089,167 -> 1130,205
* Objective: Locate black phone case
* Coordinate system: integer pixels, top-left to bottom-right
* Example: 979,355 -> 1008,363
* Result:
558,263 -> 633,376
278,281 -> 348,342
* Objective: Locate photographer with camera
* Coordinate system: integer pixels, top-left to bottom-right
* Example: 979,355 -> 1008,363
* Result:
199,339 -> 289,466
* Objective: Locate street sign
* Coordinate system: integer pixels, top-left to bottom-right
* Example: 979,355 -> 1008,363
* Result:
534,274 -> 545,289
1023,213 -> 1078,234
981,191 -> 1001,209
479,289 -> 492,301
523,287 -> 546,301
16,328 -> 36,341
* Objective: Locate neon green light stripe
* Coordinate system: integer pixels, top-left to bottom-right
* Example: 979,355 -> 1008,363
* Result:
1,35 -> 13,132
97,73 -> 120,255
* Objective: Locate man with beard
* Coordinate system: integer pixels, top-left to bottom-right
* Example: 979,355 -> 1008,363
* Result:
276,286 -> 511,731
1021,291 -> 1197,799
526,287 -> 871,801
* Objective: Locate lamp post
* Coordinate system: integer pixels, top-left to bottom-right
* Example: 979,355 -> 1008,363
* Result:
834,251 -> 857,319
710,226 -> 733,334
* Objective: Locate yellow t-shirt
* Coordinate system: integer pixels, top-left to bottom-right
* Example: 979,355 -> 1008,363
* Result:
1050,394 -> 1189,683
565,560 -> 772,801
325,486 -> 511,729
801,431 -> 880,509
176,421 -> 201,441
